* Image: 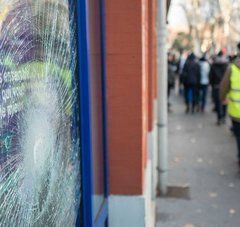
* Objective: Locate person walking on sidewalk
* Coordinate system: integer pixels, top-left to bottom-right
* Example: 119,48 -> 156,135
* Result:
220,42 -> 240,168
182,53 -> 201,114
199,55 -> 210,112
177,50 -> 187,96
168,52 -> 177,112
210,51 -> 229,125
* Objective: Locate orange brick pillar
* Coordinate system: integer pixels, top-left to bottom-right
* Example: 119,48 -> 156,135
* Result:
105,0 -> 149,195
153,2 -> 158,100
148,0 -> 157,132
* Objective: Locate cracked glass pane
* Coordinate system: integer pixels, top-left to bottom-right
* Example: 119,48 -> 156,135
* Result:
0,0 -> 81,226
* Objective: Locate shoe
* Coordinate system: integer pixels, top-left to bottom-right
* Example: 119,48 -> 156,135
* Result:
196,105 -> 200,113
216,120 -> 221,126
221,118 -> 226,124
185,106 -> 190,114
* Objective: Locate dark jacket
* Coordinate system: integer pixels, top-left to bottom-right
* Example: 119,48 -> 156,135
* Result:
210,56 -> 228,88
182,54 -> 201,86
168,61 -> 177,87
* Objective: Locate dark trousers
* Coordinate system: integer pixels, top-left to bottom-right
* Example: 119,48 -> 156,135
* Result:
184,85 -> 198,110
168,84 -> 173,98
199,85 -> 208,111
213,88 -> 226,121
232,120 -> 240,161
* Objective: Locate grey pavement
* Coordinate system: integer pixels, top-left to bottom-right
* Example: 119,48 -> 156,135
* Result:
156,94 -> 240,227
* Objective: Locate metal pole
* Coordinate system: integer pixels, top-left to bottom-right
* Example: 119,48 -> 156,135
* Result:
157,0 -> 168,195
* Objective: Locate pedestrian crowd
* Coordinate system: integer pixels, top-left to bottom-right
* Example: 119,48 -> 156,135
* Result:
168,42 -> 240,169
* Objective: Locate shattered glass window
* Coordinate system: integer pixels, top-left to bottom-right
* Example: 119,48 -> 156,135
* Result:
0,0 -> 81,226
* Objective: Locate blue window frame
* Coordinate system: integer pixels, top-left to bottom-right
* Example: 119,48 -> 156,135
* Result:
72,0 -> 109,226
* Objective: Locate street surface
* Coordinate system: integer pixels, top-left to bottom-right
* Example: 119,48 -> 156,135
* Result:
156,94 -> 240,227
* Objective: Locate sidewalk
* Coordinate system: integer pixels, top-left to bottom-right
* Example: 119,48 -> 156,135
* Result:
156,94 -> 240,227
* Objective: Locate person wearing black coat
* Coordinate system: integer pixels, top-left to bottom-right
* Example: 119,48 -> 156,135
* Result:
210,51 -> 229,125
182,53 -> 201,113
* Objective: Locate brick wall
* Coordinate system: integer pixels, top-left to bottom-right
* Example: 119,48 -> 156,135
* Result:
105,0 -> 157,195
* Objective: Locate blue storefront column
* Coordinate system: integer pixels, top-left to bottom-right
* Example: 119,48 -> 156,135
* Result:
75,0 -> 94,226
72,0 -> 109,226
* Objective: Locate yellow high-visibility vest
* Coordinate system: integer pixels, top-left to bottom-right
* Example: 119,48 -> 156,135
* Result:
228,64 -> 240,118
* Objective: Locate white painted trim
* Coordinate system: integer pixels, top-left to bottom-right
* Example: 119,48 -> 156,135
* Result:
148,127 -> 158,200
109,195 -> 145,227
144,160 -> 156,227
